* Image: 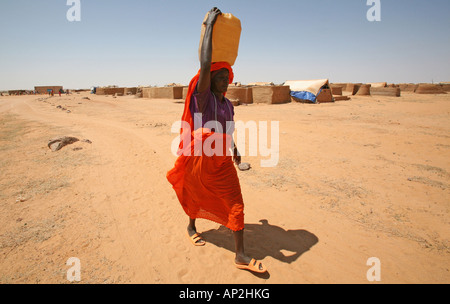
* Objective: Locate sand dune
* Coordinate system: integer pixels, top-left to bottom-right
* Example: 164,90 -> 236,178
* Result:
0,91 -> 449,283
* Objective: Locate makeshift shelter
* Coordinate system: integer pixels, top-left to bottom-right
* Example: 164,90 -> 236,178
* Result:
96,87 -> 126,96
415,84 -> 447,94
35,86 -> 63,95
371,87 -> 401,97
124,87 -> 138,95
349,84 -> 363,95
398,84 -> 418,92
284,79 -> 333,103
331,86 -> 343,96
8,90 -> 29,95
142,86 -> 184,99
252,85 -> 290,104
355,84 -> 371,96
226,86 -> 253,104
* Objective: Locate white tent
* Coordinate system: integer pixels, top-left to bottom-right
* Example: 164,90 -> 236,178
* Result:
284,79 -> 332,103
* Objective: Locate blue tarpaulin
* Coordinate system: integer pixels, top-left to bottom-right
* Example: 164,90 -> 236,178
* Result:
284,79 -> 330,104
290,91 -> 318,103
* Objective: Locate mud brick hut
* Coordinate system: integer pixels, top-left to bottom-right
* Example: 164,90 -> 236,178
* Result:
142,86 -> 184,99
398,84 -> 419,92
124,87 -> 138,95
35,86 -> 63,94
415,84 -> 447,94
8,90 -> 30,95
251,85 -> 291,104
226,86 -> 253,104
345,83 -> 362,95
95,87 -> 126,96
370,87 -> 401,97
355,84 -> 371,96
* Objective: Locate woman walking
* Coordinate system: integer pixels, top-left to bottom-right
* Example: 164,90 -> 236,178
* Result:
167,7 -> 266,274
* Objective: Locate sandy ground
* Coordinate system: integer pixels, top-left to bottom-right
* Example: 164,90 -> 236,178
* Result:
0,90 -> 449,284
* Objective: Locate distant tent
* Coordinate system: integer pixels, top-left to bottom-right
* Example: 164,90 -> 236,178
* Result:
284,79 -> 332,103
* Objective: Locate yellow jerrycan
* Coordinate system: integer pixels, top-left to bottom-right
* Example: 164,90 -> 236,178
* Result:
198,12 -> 242,66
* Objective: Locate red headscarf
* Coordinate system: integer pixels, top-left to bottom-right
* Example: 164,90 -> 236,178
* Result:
178,62 -> 234,154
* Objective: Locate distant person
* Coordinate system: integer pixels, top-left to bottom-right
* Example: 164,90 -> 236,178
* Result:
59,89 -> 62,97
166,7 -> 267,274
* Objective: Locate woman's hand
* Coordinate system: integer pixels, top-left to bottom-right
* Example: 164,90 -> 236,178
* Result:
204,7 -> 222,26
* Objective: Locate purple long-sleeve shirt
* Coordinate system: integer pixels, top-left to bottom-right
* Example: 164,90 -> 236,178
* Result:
190,84 -> 235,135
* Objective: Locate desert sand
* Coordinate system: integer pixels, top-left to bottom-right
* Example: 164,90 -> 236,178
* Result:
0,91 -> 449,284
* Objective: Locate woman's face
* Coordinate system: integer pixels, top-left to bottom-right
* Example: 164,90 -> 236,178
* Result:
211,69 -> 230,94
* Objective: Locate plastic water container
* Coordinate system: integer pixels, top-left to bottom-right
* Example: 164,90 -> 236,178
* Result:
198,13 -> 242,66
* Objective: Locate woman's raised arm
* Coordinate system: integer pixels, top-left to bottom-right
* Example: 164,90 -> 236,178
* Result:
197,7 -> 221,97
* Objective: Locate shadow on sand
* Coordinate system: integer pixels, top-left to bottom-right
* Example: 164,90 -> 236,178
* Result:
202,219 -> 319,278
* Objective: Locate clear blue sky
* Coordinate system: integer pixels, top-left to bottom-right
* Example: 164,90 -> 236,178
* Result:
1,0 -> 449,90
